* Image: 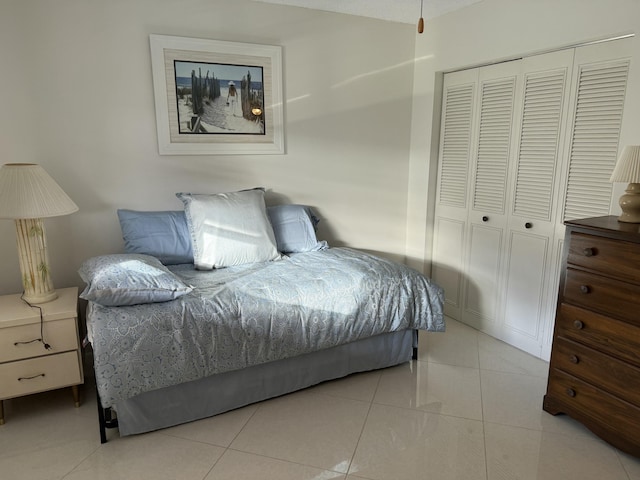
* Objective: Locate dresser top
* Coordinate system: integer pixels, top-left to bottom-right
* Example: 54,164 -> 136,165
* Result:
0,287 -> 78,328
566,216 -> 640,242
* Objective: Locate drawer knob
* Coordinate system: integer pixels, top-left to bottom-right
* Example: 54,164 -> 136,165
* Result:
566,388 -> 576,398
583,247 -> 596,257
569,355 -> 579,364
580,285 -> 591,294
482,216 -> 489,222
573,320 -> 584,330
525,222 -> 533,229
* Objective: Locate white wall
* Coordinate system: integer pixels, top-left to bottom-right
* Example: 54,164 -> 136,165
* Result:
407,0 -> 640,271
0,0 -> 416,296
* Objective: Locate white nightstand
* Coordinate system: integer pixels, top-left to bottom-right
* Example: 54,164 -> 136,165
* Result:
0,287 -> 83,424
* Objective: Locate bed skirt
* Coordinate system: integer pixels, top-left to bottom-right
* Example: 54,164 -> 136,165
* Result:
109,329 -> 416,437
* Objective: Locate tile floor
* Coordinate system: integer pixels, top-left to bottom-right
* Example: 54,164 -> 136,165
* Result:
1,318 -> 639,480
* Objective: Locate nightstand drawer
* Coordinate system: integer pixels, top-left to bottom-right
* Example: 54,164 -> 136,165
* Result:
551,336 -> 640,407
547,369 -> 640,444
568,232 -> 640,283
0,317 -> 79,363
563,268 -> 640,325
556,303 -> 640,366
0,351 -> 82,400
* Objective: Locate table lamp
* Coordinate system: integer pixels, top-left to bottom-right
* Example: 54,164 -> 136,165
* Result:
610,145 -> 640,223
0,163 -> 78,303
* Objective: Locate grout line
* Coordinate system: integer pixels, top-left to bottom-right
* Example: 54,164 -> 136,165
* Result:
476,327 -> 490,480
613,449 -> 635,480
344,369 -> 383,476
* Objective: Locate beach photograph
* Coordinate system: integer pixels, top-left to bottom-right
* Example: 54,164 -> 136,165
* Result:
174,61 -> 265,135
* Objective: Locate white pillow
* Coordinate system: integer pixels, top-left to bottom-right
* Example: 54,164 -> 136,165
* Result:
176,189 -> 281,269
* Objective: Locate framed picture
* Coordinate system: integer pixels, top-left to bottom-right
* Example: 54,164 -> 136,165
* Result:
149,34 -> 284,155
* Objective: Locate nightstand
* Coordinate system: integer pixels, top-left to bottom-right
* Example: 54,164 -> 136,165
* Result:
0,287 -> 83,424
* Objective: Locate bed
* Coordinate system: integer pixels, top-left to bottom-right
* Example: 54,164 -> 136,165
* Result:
80,189 -> 445,442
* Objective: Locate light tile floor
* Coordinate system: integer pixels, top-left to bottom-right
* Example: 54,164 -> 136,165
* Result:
1,318 -> 640,480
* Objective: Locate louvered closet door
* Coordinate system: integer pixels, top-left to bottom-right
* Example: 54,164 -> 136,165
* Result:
560,39 -> 631,224
462,61 -> 522,334
501,49 -> 574,356
432,68 -> 478,319
431,38 -> 631,360
541,37 -> 632,359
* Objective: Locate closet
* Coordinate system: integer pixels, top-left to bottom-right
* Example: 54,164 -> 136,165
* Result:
431,38 -> 631,359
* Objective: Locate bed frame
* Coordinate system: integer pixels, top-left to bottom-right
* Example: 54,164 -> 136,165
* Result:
95,329 -> 418,442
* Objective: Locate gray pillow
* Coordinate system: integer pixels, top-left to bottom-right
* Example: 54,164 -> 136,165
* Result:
117,209 -> 193,265
78,253 -> 192,306
267,204 -> 328,253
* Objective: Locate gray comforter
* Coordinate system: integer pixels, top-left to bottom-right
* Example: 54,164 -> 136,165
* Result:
87,247 -> 445,408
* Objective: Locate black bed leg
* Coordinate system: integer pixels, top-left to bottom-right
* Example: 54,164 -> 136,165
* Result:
96,385 -> 108,444
95,385 -> 118,443
412,330 -> 418,360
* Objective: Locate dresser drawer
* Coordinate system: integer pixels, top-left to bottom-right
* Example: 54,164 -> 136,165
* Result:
0,351 -> 82,400
556,304 -> 640,366
0,317 -> 79,363
547,369 -> 640,445
551,336 -> 640,407
568,232 -> 640,283
563,268 -> 640,325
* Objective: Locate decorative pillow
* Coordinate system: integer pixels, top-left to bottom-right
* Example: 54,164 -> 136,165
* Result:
78,253 -> 193,306
117,209 -> 193,265
176,188 -> 281,269
267,204 -> 329,253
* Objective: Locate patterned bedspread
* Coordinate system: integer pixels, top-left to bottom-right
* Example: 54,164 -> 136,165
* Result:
87,247 -> 444,408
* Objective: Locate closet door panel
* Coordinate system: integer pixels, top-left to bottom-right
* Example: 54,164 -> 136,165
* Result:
463,61 -> 522,331
433,69 -> 478,318
472,62 -> 520,216
501,49 -> 574,358
463,222 -> 503,333
562,40 -> 631,222
432,218 -> 465,318
502,231 -> 549,355
435,69 -> 478,220
437,77 -> 476,213
512,49 -> 575,226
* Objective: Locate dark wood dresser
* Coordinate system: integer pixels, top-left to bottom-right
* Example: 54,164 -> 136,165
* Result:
544,215 -> 640,457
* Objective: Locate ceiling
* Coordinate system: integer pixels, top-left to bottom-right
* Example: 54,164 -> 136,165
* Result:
253,0 -> 483,25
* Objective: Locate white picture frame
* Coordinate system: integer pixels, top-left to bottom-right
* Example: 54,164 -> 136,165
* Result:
149,34 -> 284,155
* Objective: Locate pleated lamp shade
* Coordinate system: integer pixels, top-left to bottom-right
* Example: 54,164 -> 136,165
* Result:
610,145 -> 640,183
0,163 -> 78,219
0,163 -> 78,303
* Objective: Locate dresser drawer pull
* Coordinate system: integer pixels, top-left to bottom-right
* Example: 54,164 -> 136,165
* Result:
525,222 -> 533,229
14,338 -> 42,347
573,320 -> 584,330
569,355 -> 580,364
582,247 -> 596,257
580,285 -> 591,294
482,216 -> 489,222
18,373 -> 46,381
566,388 -> 576,398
